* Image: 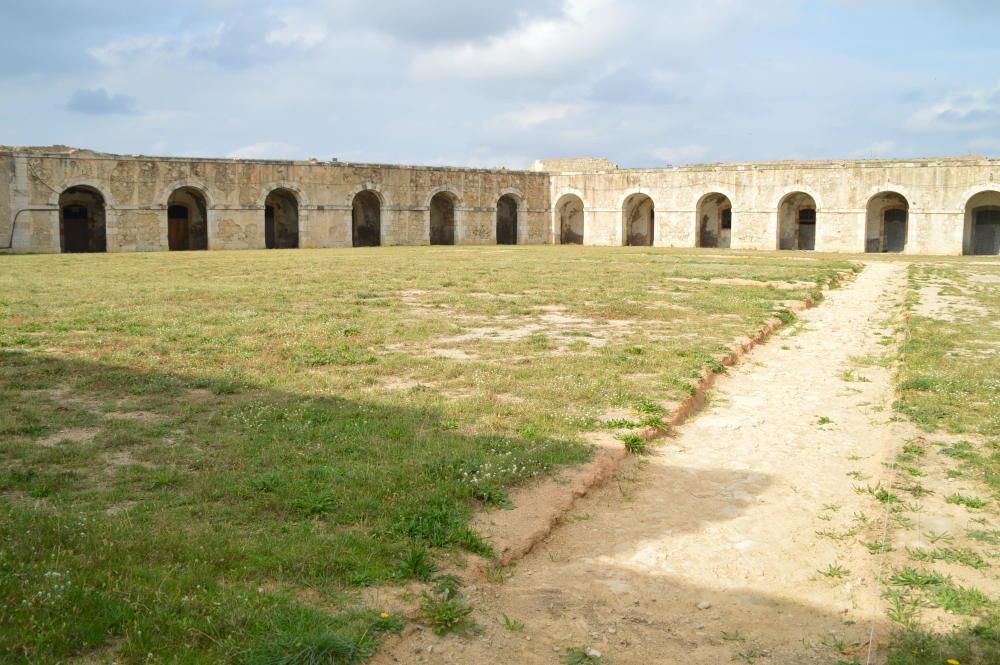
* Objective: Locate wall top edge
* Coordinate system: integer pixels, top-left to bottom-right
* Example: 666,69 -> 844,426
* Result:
0,146 -> 544,177
549,156 -> 999,176
2,146 -> 997,176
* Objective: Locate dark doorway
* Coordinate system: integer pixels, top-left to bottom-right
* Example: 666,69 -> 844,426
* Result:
558,195 -> 584,244
777,192 -> 817,250
696,193 -> 732,248
496,194 -> 518,245
430,192 -> 456,245
624,194 -> 654,246
59,187 -> 106,253
352,191 -> 381,247
167,205 -> 190,251
166,188 -> 208,251
797,208 -> 816,250
865,192 -> 908,253
973,209 -> 1000,255
883,208 -> 907,253
265,189 -> 299,249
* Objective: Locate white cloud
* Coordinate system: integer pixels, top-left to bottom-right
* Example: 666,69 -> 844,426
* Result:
850,141 -> 896,159
909,83 -> 1000,132
651,145 -> 709,165
411,0 -> 626,81
227,142 -> 302,159
502,103 -> 581,130
89,35 -> 176,67
265,10 -> 328,48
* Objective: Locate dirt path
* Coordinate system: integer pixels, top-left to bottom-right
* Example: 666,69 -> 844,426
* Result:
387,262 -> 911,664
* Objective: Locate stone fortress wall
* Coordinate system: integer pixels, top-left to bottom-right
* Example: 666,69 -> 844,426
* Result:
2,147 -> 999,256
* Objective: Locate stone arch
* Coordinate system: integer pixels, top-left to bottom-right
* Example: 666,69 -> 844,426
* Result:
496,192 -> 521,245
264,187 -> 300,249
58,185 -> 107,253
622,192 -> 655,247
777,191 -> 818,250
352,190 -> 382,247
167,186 -> 209,251
48,179 -> 116,209
863,183 -> 915,208
614,187 -> 653,212
865,191 -> 910,253
555,193 -> 585,245
429,190 -> 458,245
695,192 -> 733,248
964,189 -> 1000,256
345,183 -> 390,209
423,186 -> 462,209
768,186 -> 824,212
256,182 -> 308,209
157,179 -> 214,209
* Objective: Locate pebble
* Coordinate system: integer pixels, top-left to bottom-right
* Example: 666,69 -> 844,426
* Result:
697,601 -> 712,610
585,647 -> 602,659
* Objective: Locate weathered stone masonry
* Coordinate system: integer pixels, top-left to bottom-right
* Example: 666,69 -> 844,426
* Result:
2,147 -> 999,255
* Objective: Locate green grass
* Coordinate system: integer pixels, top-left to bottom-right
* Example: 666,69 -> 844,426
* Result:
945,493 -> 988,509
0,247 -> 855,663
563,646 -> 603,664
885,261 -> 1000,663
896,263 -> 1000,439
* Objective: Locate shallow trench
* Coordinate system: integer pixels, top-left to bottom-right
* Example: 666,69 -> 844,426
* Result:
376,262 -> 916,664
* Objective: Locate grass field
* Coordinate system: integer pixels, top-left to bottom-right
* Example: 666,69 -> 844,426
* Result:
0,247 -> 855,663
887,260 -> 1000,665
897,262 -> 1000,438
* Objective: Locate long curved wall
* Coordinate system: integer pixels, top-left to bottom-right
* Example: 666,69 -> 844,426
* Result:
3,148 -> 999,255
0,149 -> 551,252
547,157 -> 1000,255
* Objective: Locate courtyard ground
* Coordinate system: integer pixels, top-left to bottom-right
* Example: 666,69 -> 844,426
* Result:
376,257 -> 999,665
0,247 -> 854,663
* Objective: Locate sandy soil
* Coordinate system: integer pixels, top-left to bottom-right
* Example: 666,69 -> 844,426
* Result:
377,262 -> 935,664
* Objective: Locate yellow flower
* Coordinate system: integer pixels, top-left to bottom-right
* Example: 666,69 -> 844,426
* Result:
380,612 -> 390,619
947,659 -> 960,665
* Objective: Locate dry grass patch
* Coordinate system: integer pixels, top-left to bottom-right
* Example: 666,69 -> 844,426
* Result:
0,246 -> 853,663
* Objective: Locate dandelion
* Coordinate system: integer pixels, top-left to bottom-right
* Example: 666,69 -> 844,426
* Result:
947,660 -> 960,665
380,612 -> 390,619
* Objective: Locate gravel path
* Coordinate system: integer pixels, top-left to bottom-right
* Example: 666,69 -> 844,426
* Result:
383,262 -> 910,664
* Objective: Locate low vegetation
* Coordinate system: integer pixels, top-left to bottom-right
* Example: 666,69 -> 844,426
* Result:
0,247 -> 853,663
883,261 -> 1000,665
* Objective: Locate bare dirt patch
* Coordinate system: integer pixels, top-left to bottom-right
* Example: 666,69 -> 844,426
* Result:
378,263 -> 919,664
104,410 -> 168,424
662,276 -> 814,289
914,282 -> 989,321
38,427 -> 100,447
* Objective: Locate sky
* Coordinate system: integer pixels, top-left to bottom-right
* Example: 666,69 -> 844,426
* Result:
1,0 -> 999,168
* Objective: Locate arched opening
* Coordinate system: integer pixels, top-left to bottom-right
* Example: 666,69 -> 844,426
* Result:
496,194 -> 519,245
352,190 -> 381,247
623,194 -> 654,246
59,186 -> 106,253
557,194 -> 584,245
264,189 -> 299,249
777,192 -> 818,250
167,187 -> 208,251
964,190 -> 1000,256
429,192 -> 456,245
696,193 -> 732,248
865,192 -> 909,253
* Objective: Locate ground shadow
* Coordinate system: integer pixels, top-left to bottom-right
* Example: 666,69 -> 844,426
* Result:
0,349 -> 590,663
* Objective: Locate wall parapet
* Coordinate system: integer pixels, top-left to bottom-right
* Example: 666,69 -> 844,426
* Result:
2,147 -> 998,256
